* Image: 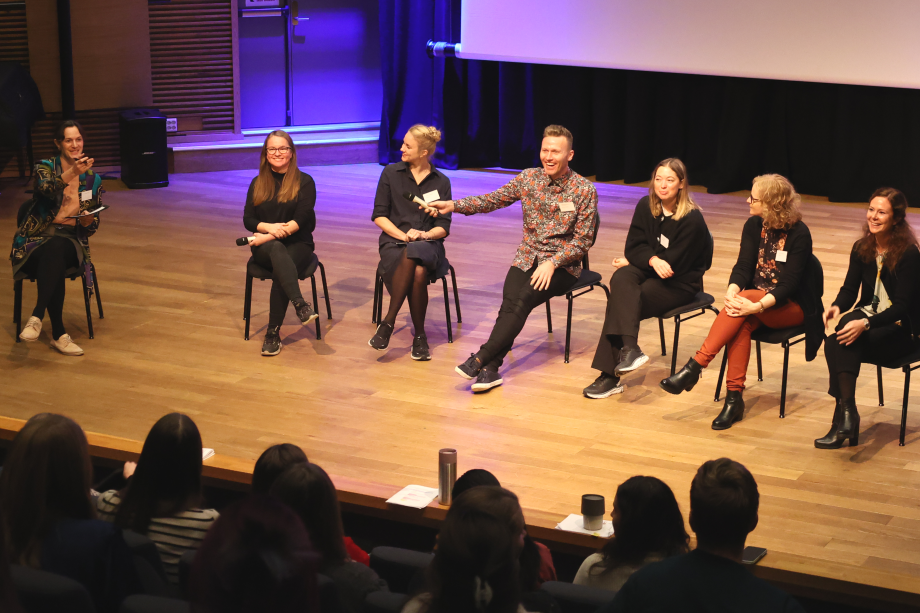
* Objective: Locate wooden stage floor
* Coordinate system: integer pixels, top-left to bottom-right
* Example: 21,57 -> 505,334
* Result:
2,165 -> 920,609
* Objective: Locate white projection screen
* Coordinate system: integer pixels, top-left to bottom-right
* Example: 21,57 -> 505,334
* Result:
459,0 -> 920,89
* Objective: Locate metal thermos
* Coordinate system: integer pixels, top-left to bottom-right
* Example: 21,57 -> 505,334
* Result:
438,448 -> 457,505
582,494 -> 605,531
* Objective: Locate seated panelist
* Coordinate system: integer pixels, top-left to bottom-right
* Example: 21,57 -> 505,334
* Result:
583,158 -> 710,399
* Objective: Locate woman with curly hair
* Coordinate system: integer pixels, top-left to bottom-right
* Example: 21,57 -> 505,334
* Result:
815,188 -> 920,448
660,174 -> 821,429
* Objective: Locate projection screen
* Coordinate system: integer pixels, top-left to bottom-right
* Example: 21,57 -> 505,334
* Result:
458,0 -> 920,89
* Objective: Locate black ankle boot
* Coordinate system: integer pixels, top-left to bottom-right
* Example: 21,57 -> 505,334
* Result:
712,390 -> 745,430
815,399 -> 860,449
813,400 -> 843,448
659,358 -> 703,395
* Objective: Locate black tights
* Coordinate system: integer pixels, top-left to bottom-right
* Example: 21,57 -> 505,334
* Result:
383,251 -> 429,335
22,237 -> 79,340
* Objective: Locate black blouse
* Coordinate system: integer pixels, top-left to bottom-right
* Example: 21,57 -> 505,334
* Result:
243,169 -> 316,246
371,162 -> 452,247
728,216 -> 812,306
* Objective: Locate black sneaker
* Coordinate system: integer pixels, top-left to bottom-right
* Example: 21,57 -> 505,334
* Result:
583,373 -> 625,399
261,326 -> 282,356
293,300 -> 319,326
411,334 -> 431,361
369,322 -> 394,350
614,346 -> 649,376
455,354 -> 483,379
471,367 -> 503,393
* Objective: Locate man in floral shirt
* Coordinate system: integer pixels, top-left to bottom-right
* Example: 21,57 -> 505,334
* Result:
424,125 -> 598,392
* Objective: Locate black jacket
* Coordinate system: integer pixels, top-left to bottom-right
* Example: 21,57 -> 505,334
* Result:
243,169 -> 316,247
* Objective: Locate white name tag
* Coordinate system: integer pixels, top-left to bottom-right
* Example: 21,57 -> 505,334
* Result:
80,190 -> 92,202
422,189 -> 440,203
558,201 -> 575,212
776,250 -> 787,262
659,234 -> 670,248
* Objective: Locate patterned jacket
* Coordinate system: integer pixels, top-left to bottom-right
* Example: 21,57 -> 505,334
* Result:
454,167 -> 598,277
10,157 -> 103,268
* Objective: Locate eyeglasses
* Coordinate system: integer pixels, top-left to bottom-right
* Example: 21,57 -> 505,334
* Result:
267,147 -> 292,154
748,196 -> 763,204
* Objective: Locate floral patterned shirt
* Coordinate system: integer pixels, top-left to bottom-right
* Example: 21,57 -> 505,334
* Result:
753,226 -> 788,291
454,167 -> 598,276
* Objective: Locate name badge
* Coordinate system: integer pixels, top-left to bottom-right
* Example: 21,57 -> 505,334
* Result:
659,234 -> 670,248
422,189 -> 440,203
80,190 -> 92,202
558,201 -> 576,212
776,250 -> 788,262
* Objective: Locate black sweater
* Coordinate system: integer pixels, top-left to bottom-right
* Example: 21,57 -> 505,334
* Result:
623,196 -> 711,289
728,216 -> 813,306
833,243 -> 920,335
243,169 -> 316,246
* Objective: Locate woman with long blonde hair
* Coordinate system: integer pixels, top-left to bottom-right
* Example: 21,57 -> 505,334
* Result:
241,130 -> 318,356
660,174 -> 822,430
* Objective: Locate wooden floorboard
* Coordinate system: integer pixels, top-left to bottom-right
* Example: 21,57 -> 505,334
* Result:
2,165 -> 920,609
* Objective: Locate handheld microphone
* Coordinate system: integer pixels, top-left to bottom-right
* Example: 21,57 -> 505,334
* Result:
404,192 -> 436,212
235,236 -> 252,246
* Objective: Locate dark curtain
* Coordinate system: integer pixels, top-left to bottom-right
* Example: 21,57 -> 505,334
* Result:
380,0 -> 920,204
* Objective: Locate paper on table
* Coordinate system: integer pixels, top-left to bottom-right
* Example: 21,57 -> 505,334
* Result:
202,448 -> 215,461
386,485 -> 439,509
555,513 -> 614,538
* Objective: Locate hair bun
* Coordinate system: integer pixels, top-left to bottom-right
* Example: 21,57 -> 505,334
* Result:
427,126 -> 442,144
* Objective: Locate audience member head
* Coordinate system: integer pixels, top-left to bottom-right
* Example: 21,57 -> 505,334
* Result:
425,486 -> 525,613
689,458 -> 759,557
251,444 -> 309,494
254,130 -> 301,205
190,495 -> 319,613
856,187 -> 917,271
541,124 -> 574,180
403,124 -> 442,164
648,158 -> 698,220
115,413 -> 203,532
750,174 -> 802,230
270,463 -> 348,569
452,469 -> 501,500
597,476 -> 689,570
53,119 -> 85,163
0,413 -> 95,566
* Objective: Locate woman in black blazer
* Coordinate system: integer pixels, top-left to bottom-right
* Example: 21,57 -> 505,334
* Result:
816,188 -> 920,448
660,174 -> 823,430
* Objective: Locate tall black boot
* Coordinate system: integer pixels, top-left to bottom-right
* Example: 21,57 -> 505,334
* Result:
659,358 -> 703,395
814,399 -> 860,449
813,400 -> 842,448
711,390 -> 745,430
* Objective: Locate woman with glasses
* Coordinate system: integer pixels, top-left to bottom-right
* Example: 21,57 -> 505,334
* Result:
242,130 -> 318,356
660,174 -> 819,430
368,124 -> 451,361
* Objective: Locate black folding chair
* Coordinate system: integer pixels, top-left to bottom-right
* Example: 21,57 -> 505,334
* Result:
372,263 -> 461,343
14,264 -> 103,342
870,347 -> 920,446
243,253 -> 332,340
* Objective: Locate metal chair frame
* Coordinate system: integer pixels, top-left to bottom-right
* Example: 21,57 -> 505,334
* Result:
372,265 -> 461,343
244,255 -> 331,340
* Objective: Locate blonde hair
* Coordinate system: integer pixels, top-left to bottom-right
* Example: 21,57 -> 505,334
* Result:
253,130 -> 301,206
753,174 -> 802,230
543,124 -> 573,149
648,158 -> 698,221
407,124 -> 442,158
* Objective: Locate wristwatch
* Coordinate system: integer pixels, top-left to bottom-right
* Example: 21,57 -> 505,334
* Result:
864,318 -> 871,330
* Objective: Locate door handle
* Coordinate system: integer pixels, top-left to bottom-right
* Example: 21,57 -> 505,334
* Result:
290,1 -> 299,26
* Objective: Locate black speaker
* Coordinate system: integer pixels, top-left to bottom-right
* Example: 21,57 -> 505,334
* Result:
119,108 -> 168,189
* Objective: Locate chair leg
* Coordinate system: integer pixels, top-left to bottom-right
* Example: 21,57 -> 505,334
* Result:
311,276 -> 321,340
756,341 -> 763,381
442,277 -> 453,343
318,261 -> 332,319
244,274 -> 253,341
877,365 -> 885,407
376,277 -> 383,325
449,265 -> 461,323
546,301 -> 553,333
92,265 -> 103,319
564,294 -> 573,364
779,342 -> 790,418
14,280 -> 23,342
658,318 -> 667,356
372,275 -> 379,324
81,273 -> 94,340
715,350 -> 728,402
900,366 -> 910,446
670,315 -> 681,376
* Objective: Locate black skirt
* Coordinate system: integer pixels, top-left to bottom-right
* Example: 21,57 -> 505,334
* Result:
378,240 -> 449,292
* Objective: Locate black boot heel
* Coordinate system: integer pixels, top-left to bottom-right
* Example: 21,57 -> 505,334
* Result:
712,390 -> 745,430
660,358 -> 703,395
849,414 -> 861,447
815,399 -> 860,450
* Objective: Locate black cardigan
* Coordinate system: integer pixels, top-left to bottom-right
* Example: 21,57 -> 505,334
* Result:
623,196 -> 711,290
833,243 -> 920,336
243,169 -> 316,247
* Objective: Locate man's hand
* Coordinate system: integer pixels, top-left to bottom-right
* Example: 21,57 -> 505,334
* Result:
423,200 -> 454,217
530,260 -> 556,291
406,228 -> 424,242
649,256 -> 674,279
836,318 -> 867,346
823,305 -> 841,327
611,257 -> 630,270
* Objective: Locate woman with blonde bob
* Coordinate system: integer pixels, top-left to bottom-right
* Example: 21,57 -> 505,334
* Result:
660,174 -> 820,430
369,124 -> 452,361
241,130 -> 318,356
584,158 -> 711,399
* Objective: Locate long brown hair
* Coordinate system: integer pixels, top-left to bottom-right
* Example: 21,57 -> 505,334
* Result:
648,158 -> 698,221
252,130 -> 301,206
855,187 -> 919,271
0,414 -> 95,567
753,174 -> 802,230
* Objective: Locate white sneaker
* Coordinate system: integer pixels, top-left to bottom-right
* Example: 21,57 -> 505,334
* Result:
50,334 -> 84,356
19,316 -> 42,342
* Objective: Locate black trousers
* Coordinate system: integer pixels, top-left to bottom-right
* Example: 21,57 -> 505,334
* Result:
21,236 -> 80,340
477,264 -> 578,369
251,241 -> 314,327
591,265 -> 698,375
825,310 -> 919,398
